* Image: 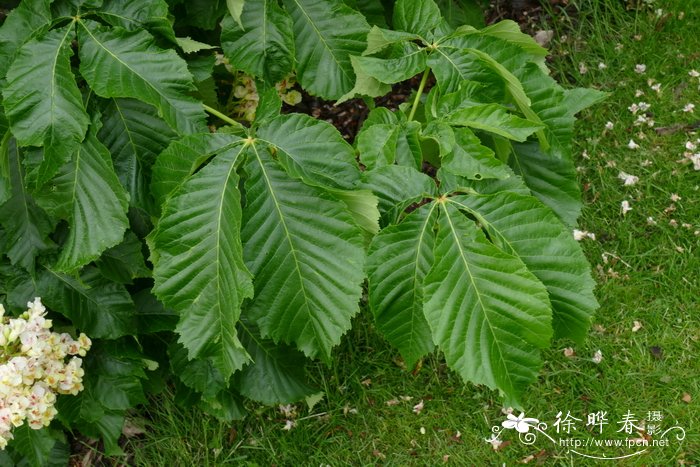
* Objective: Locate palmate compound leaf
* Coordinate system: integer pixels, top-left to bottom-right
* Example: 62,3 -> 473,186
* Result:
2,24 -> 90,186
149,136 -> 253,379
33,118 -> 129,273
284,0 -> 369,100
221,0 -> 295,85
367,203 -> 438,367
423,201 -> 552,405
242,141 -> 365,362
448,192 -> 598,342
77,19 -> 207,135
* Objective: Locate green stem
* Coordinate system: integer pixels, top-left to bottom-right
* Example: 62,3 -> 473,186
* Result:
203,104 -> 245,129
408,67 -> 430,122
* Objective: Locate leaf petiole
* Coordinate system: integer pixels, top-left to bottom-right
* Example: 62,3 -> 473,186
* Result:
408,67 -> 430,122
203,104 -> 246,130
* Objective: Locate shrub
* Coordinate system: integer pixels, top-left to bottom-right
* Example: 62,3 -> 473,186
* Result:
0,0 -> 603,461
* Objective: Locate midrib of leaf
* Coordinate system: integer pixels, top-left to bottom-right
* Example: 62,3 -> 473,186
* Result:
49,22 -> 77,147
249,142 -> 324,344
207,142 -> 241,356
407,202 -> 437,353
262,0 -> 268,61
44,266 -> 97,307
77,21 -> 177,119
290,0 -> 352,83
439,201 -> 514,391
90,11 -> 169,28
13,143 -> 35,246
68,138 -> 83,215
461,47 -> 548,149
432,47 -> 468,80
111,99 -> 139,196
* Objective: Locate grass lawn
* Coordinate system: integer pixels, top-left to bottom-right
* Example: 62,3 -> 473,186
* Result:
117,1 -> 700,465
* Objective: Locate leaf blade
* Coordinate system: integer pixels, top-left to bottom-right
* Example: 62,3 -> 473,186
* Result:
78,20 -> 206,134
242,143 -> 365,361
449,192 -> 598,342
150,138 -> 253,378
284,0 -> 369,99
423,202 -> 552,405
2,25 -> 90,185
367,203 -> 438,366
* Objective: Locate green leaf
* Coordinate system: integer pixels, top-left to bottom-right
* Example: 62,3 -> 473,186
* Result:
227,0 -> 246,28
235,322 -> 316,404
435,0 -> 485,28
77,20 -> 207,134
393,0 -> 441,37
151,133 -> 244,209
133,288 -> 178,334
169,343 -> 228,399
0,0 -> 52,83
38,266 -> 136,339
449,192 -> 598,342
88,340 -> 149,411
55,385 -> 125,456
9,425 -> 58,467
423,202 -> 552,405
0,129 -> 10,205
96,232 -> 150,284
357,123 -> 399,170
437,167 -> 528,196
284,0 -> 369,99
428,42 -> 501,95
336,55 -> 392,103
396,121 -> 423,170
327,188 -> 381,240
0,139 -> 55,272
517,63 -> 606,159
199,389 -> 246,421
149,138 -> 253,379
98,98 -> 177,215
181,0 -> 229,30
2,24 -> 90,185
344,0 -> 388,27
442,104 -> 543,141
480,20 -> 547,70
367,203 -> 438,366
441,127 -> 511,180
510,142 -> 582,227
175,36 -> 217,54
256,113 -> 361,190
221,1 -> 294,84
94,0 -> 176,43
362,165 -> 437,224
242,143 -> 365,361
364,26 -> 419,56
34,119 -> 129,273
353,42 -> 427,84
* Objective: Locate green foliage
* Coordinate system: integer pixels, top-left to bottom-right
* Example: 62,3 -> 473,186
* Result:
0,0 -> 602,462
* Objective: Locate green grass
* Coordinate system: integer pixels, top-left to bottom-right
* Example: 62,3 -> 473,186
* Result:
118,1 -> 700,465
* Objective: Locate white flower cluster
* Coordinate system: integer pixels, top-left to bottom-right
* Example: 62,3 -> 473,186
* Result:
0,298 -> 91,449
